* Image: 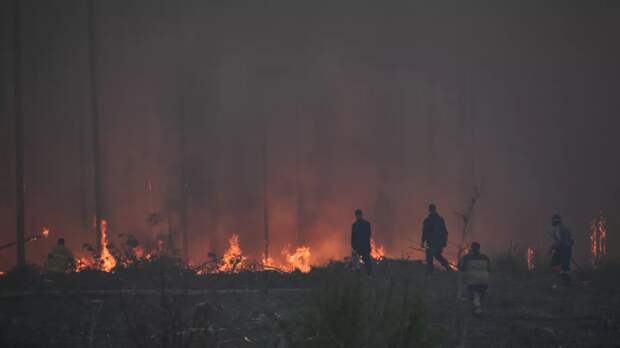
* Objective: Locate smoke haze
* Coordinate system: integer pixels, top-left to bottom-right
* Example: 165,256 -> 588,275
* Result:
1,0 -> 619,268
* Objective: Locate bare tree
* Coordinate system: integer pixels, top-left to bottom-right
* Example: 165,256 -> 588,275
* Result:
453,186 -> 481,261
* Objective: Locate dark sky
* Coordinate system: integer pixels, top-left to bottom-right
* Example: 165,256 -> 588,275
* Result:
1,0 -> 619,269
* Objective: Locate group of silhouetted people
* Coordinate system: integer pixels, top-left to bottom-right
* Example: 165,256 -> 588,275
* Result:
351,204 -> 457,276
351,203 -> 575,314
42,202 -> 573,316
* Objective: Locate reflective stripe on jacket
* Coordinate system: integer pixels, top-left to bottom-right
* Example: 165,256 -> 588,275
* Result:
460,253 -> 491,286
45,245 -> 75,273
465,259 -> 490,285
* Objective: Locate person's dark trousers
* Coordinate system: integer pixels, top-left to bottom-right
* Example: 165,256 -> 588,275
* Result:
560,245 -> 572,273
560,244 -> 572,284
426,247 -> 452,274
360,252 -> 372,275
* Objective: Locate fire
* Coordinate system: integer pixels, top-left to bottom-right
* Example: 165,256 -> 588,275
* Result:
218,234 -> 246,272
262,255 -> 276,268
283,246 -> 312,273
41,227 -> 50,238
527,246 -> 535,271
590,211 -> 608,268
370,238 -> 385,260
133,245 -> 145,259
99,220 -> 117,272
76,256 -> 95,272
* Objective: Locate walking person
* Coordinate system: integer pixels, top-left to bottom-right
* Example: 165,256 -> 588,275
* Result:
351,209 -> 372,275
549,214 -> 574,284
459,242 -> 491,314
422,203 -> 452,274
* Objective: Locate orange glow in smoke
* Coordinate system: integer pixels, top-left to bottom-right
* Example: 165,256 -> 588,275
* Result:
218,234 -> 247,272
99,220 -> 117,272
590,211 -> 608,268
527,246 -> 535,271
370,238 -> 385,260
283,246 -> 312,273
41,227 -> 50,238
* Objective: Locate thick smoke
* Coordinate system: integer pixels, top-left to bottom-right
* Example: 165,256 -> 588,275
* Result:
1,0 -> 619,268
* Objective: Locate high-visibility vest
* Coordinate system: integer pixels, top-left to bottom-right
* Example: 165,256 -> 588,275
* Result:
45,246 -> 75,273
464,257 -> 490,286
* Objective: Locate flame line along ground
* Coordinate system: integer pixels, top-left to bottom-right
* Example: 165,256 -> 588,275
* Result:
0,288 -> 313,299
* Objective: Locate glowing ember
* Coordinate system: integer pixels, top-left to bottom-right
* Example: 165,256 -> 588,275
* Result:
99,220 -> 117,272
527,246 -> 535,271
590,211 -> 608,268
218,234 -> 247,272
41,227 -> 50,238
370,238 -> 385,260
283,246 -> 312,273
133,245 -> 145,259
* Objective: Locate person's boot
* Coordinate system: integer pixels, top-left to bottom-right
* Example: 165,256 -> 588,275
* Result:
473,292 -> 483,314
561,271 -> 571,285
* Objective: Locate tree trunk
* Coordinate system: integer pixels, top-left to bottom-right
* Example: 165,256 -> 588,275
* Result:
14,0 -> 25,268
88,0 -> 104,252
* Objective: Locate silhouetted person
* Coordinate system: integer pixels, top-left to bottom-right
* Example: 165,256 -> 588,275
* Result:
421,203 -> 452,274
44,238 -> 75,274
459,242 -> 491,314
351,209 -> 372,275
549,214 -> 573,284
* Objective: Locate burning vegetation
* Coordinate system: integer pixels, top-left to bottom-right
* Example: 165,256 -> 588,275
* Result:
370,238 -> 385,260
98,220 -> 117,272
590,211 -> 608,268
217,234 -> 247,272
527,246 -> 535,271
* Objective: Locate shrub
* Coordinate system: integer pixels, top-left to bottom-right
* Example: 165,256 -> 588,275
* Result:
284,267 -> 441,347
493,243 -> 529,276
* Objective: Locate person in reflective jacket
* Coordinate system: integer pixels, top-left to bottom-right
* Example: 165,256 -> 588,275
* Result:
45,238 -> 75,274
459,242 -> 491,314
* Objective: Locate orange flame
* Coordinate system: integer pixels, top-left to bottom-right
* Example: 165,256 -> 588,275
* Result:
76,256 -> 94,272
590,211 -> 607,268
262,254 -> 276,269
527,246 -> 535,271
99,220 -> 117,272
283,246 -> 312,273
370,238 -> 385,260
42,227 -> 50,238
218,234 -> 246,272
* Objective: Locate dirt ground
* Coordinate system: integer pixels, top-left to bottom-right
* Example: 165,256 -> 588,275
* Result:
1,260 -> 619,347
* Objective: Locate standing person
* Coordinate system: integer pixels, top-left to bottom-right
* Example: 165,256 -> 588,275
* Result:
44,238 -> 75,274
351,209 -> 372,275
421,203 -> 452,274
459,242 -> 491,314
549,214 -> 574,284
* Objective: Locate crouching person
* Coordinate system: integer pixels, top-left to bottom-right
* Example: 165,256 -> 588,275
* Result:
459,242 -> 491,315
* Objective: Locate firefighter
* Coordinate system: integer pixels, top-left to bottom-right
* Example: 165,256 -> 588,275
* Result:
421,203 -> 452,274
549,214 -> 574,284
44,238 -> 75,274
459,242 -> 491,314
351,209 -> 372,275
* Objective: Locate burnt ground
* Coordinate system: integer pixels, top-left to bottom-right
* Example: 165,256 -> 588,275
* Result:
0,260 -> 619,348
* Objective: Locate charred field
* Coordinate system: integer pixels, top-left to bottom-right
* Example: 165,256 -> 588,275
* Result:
1,258 -> 620,348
